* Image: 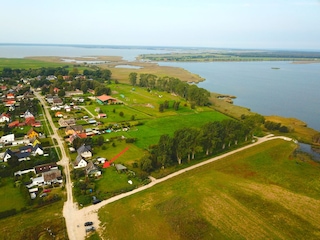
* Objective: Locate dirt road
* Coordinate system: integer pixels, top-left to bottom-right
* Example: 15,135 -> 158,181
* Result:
34,89 -> 293,240
71,135 -> 292,240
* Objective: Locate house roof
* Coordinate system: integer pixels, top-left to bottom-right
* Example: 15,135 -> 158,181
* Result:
74,155 -> 87,165
16,151 -> 31,159
77,144 -> 92,155
8,120 -> 19,127
43,169 -> 61,182
96,94 -> 116,102
115,164 -> 127,171
66,125 -> 83,133
20,145 -> 33,152
27,128 -> 38,136
34,163 -> 58,174
85,161 -> 98,174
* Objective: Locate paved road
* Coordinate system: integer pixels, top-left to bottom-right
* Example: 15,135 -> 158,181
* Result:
33,90 -> 77,240
34,89 -> 293,239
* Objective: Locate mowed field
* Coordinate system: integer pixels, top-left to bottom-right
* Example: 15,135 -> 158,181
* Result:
98,139 -> 320,240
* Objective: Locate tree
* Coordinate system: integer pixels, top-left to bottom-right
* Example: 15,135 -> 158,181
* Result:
154,134 -> 174,168
173,101 -> 180,111
129,72 -> 137,86
140,156 -> 153,173
96,136 -> 105,146
173,128 -> 190,164
58,89 -> 65,97
7,155 -> 19,168
119,111 -> 124,117
159,103 -> 164,112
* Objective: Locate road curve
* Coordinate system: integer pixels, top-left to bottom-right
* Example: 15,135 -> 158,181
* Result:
34,89 -> 294,240
73,135 -> 293,239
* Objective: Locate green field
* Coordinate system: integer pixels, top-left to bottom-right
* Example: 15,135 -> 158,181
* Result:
127,111 -> 230,149
0,179 -> 26,212
0,58 -> 69,69
98,139 -> 320,239
0,201 -> 67,240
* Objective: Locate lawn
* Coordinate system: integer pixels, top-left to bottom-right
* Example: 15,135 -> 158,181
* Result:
98,139 -> 320,240
95,166 -> 140,198
0,178 -> 26,212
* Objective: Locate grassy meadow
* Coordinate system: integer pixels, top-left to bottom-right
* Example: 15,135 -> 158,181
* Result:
98,139 -> 320,240
0,58 -> 69,69
0,201 -> 67,240
0,178 -> 26,212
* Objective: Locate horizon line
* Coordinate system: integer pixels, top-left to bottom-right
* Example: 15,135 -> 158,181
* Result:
0,43 -> 319,52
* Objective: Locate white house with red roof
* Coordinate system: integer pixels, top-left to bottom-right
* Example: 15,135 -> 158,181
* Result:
0,113 -> 10,123
96,94 -> 117,105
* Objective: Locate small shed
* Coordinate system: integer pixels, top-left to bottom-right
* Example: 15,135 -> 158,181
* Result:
115,164 -> 127,172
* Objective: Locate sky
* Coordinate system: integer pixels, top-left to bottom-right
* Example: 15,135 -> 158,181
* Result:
1,0 -> 320,50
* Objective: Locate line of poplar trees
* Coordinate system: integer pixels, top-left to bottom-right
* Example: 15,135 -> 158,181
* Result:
140,115 -> 264,172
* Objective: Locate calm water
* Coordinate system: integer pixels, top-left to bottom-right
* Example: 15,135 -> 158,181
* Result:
1,44 -> 319,130
0,44 -> 169,61
158,61 -> 320,131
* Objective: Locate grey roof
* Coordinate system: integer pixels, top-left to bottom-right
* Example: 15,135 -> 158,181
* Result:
115,164 -> 127,171
77,144 -> 92,155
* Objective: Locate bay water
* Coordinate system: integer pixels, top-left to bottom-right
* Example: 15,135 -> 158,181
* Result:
0,44 -> 319,131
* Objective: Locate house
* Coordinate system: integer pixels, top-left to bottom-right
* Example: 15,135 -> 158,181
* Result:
55,112 -> 63,118
3,149 -> 16,162
23,110 -> 34,119
0,133 -> 14,143
58,118 -> 76,127
25,117 -> 36,126
46,75 -> 57,81
46,94 -> 54,104
68,133 -> 87,144
85,161 -> 101,177
77,144 -> 92,159
53,87 -> 60,94
0,113 -> 10,123
53,97 -> 63,106
31,121 -> 41,127
30,137 -> 41,147
98,113 -> 107,119
43,169 -> 62,184
65,125 -> 84,135
34,163 -> 58,174
19,145 -> 33,153
96,94 -> 117,105
27,128 -> 39,139
74,155 -> 88,169
8,120 -> 19,128
32,144 -> 44,156
15,151 -> 31,161
6,93 -> 15,99
5,100 -> 16,107
64,105 -> 71,112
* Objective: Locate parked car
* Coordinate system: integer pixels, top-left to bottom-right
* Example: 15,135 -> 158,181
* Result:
85,226 -> 95,232
39,193 -> 47,198
84,221 -> 93,226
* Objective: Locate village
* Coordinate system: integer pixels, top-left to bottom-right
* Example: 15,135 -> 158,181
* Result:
0,72 -> 143,211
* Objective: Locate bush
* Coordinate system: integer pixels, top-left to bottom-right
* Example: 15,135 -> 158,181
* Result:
0,209 -> 17,219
